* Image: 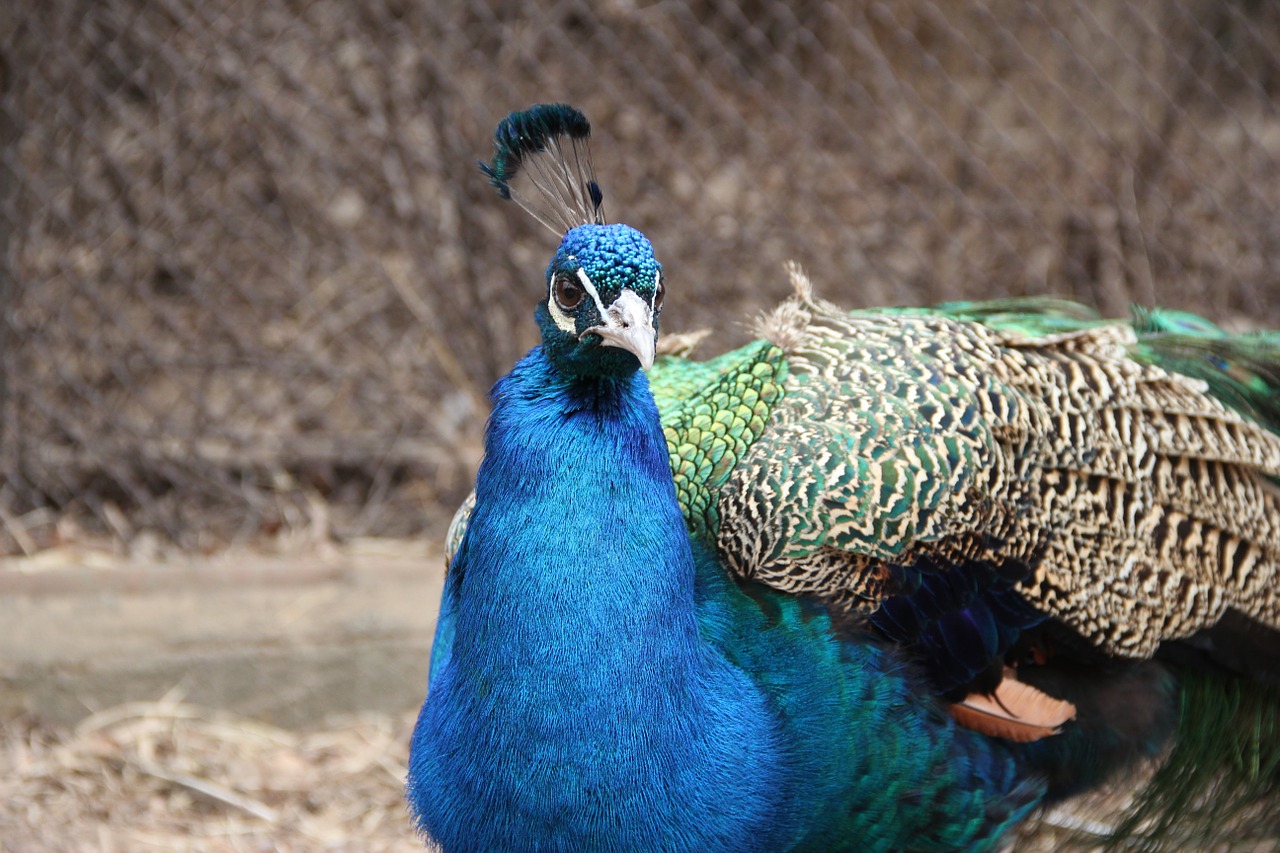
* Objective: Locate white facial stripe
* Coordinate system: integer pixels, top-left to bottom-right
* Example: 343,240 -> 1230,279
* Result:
575,268 -> 610,320
547,268 -> 613,338
652,270 -> 661,310
546,288 -> 577,335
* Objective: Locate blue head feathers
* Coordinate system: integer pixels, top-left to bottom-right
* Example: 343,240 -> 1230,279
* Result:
484,105 -> 663,378
538,224 -> 664,377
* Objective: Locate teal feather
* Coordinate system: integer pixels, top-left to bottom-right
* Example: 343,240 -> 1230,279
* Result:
410,105 -> 1280,852
1132,327 -> 1280,437
1106,672 -> 1280,849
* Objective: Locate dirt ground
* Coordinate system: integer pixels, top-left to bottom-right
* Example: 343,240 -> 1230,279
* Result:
0,539 -> 438,852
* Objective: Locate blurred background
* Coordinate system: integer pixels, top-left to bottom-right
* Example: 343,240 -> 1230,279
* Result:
1,0 -> 1278,850
3,0 -> 1280,553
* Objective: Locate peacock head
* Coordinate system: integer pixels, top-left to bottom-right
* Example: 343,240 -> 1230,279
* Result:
537,223 -> 663,378
480,104 -> 664,379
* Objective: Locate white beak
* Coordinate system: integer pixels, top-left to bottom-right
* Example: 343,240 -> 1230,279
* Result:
586,289 -> 657,371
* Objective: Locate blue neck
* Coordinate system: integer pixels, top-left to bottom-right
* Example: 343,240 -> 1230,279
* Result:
410,346 -> 785,853
452,350 -> 704,703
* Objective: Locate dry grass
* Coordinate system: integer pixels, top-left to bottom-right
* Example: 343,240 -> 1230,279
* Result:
0,697 -> 1085,853
0,698 -> 422,853
4,696 -> 1277,852
0,697 -> 1146,853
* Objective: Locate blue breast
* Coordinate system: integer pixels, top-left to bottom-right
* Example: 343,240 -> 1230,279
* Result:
406,345 -> 1047,853
407,347 -> 791,853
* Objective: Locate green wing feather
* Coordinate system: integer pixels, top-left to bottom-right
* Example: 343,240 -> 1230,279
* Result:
1107,672 -> 1280,850
449,289 -> 1280,654
661,292 -> 1280,849
1130,306 -> 1280,437
650,341 -> 788,541
443,285 -> 1280,846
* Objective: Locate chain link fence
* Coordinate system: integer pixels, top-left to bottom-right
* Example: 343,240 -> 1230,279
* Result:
2,0 -> 1278,555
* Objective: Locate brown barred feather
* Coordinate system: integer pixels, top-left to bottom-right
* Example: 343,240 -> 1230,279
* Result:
721,268 -> 1280,659
447,265 -> 1280,666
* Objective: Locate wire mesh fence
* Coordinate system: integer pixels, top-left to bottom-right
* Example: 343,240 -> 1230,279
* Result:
2,0 -> 1278,555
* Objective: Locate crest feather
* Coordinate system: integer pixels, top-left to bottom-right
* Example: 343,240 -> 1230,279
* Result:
480,103 -> 606,234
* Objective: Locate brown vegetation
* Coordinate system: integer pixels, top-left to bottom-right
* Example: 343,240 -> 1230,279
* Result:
1,0 -> 1278,553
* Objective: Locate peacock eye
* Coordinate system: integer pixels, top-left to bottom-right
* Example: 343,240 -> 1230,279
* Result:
554,277 -> 585,310
653,279 -> 665,310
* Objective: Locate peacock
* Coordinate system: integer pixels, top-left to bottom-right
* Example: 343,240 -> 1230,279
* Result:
406,103 -> 1280,852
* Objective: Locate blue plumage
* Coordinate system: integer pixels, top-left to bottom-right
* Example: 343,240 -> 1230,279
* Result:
409,346 -> 787,851
408,104 -> 1280,851
406,258 -> 1042,852
872,556 -> 1047,697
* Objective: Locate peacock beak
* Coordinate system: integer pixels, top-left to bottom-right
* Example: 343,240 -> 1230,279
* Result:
586,289 -> 656,371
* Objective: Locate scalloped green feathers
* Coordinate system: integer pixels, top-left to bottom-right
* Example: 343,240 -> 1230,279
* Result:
652,341 -> 787,541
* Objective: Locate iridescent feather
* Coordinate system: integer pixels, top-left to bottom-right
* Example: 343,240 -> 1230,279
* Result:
418,104 -> 1280,853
